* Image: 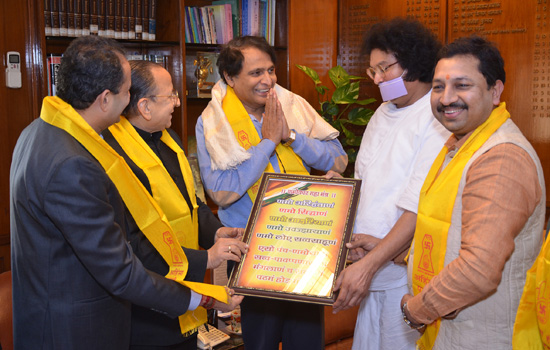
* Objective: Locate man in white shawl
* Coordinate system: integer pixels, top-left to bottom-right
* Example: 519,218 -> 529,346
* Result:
196,36 -> 347,350
331,18 -> 450,350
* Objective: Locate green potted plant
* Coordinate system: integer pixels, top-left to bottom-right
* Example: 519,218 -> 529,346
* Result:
296,65 -> 376,176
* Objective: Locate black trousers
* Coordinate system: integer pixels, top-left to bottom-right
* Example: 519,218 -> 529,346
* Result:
240,296 -> 324,350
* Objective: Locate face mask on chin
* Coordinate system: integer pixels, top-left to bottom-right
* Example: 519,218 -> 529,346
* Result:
378,71 -> 408,102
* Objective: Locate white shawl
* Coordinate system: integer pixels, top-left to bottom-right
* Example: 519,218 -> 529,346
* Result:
201,81 -> 339,171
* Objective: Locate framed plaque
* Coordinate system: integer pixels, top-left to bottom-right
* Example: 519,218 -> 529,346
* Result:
228,173 -> 361,305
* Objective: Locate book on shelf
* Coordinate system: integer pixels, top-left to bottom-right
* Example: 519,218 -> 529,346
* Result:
125,50 -> 169,69
148,0 -> 156,40
98,0 -> 107,37
75,0 -> 83,37
106,0 -> 115,38
241,0 -> 248,36
89,0 -> 99,35
208,5 -> 225,45
142,0 -> 149,40
44,0 -> 52,36
134,0 -> 143,39
82,0 -> 91,35
114,0 -> 122,38
51,0 -> 60,36
47,54 -> 63,96
212,0 -> 239,38
67,0 -> 76,36
128,0 -> 135,38
121,0 -> 129,39
249,0 -> 260,37
59,0 -> 69,36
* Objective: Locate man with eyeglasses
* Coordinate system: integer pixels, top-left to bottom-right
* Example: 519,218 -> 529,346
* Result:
102,60 -> 248,350
331,18 -> 450,350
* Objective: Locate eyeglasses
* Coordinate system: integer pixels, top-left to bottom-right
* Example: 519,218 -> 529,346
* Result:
148,89 -> 179,104
366,61 -> 399,80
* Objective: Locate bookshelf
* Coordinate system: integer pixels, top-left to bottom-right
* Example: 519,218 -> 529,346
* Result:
37,0 -> 189,149
0,0 -> 337,271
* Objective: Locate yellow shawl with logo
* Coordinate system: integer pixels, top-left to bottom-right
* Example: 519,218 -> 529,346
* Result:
411,102 -> 509,349
40,96 -> 226,336
108,117 -> 199,249
222,86 -> 309,201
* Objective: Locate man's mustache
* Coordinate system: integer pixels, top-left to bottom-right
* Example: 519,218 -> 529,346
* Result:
436,102 -> 468,113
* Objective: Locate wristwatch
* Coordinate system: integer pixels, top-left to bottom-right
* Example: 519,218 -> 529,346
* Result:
282,130 -> 296,147
402,302 -> 425,329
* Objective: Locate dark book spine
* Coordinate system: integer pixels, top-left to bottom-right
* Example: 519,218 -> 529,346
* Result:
114,0 -> 122,39
44,0 -> 52,36
98,0 -> 106,36
59,0 -> 68,36
67,0 -> 76,36
142,0 -> 149,40
51,0 -> 60,36
82,0 -> 90,35
74,0 -> 82,36
106,0 -> 115,38
128,0 -> 135,38
121,0 -> 129,39
149,0 -> 156,40
89,0 -> 98,35
135,0 -> 142,39
47,54 -> 63,96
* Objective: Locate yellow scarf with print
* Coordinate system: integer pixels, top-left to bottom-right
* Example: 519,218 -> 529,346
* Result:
513,228 -> 550,349
40,96 -> 227,336
108,117 -> 199,249
223,86 -> 309,202
412,102 -> 509,350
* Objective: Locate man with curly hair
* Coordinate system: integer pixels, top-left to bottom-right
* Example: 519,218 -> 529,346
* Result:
331,18 -> 450,350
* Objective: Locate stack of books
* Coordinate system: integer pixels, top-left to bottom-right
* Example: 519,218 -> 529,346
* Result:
44,0 -> 157,41
46,51 -> 168,96
184,0 -> 276,45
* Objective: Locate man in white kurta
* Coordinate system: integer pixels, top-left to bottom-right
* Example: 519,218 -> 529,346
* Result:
352,92 -> 449,350
330,18 -> 449,350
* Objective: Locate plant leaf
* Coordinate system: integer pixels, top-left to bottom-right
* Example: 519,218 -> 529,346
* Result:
296,64 -> 322,85
321,102 -> 340,117
332,81 -> 360,104
354,97 -> 377,106
315,85 -> 329,96
346,107 -> 374,125
329,66 -> 350,88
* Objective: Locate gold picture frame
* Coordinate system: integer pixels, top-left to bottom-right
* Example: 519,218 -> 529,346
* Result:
228,173 -> 361,305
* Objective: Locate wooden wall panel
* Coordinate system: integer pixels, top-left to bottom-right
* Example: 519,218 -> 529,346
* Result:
0,0 -> 45,273
288,0 -> 339,106
448,0 -> 550,207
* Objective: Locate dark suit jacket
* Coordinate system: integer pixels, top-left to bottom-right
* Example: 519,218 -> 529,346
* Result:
103,126 -> 222,346
10,119 -> 193,350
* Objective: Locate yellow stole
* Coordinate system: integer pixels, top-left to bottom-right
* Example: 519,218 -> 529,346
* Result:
108,117 -> 199,249
412,102 -> 509,349
40,96 -> 227,336
223,86 -> 309,202
513,230 -> 550,349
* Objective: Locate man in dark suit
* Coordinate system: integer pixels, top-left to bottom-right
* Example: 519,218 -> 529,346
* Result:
10,36 -> 242,350
102,60 -> 247,350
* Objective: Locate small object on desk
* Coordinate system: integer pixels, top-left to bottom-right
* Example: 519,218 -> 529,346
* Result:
197,324 -> 230,349
225,325 -> 242,336
230,307 -> 241,333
